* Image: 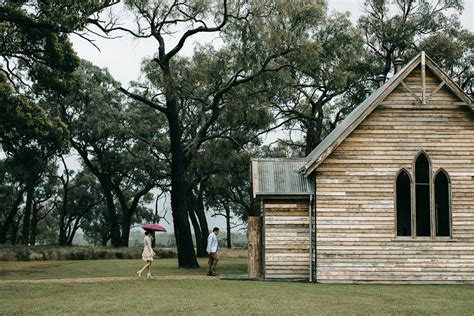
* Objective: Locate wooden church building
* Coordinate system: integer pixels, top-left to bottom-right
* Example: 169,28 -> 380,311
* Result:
250,52 -> 474,283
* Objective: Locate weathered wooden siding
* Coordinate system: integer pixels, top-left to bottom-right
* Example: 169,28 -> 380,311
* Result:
315,66 -> 474,283
263,199 -> 310,279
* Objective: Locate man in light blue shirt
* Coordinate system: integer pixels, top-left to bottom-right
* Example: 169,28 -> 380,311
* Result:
206,227 -> 220,276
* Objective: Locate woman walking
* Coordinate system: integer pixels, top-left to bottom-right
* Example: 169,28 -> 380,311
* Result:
137,230 -> 155,279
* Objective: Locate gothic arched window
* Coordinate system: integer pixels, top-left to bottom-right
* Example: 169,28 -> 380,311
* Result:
435,169 -> 451,237
415,152 -> 431,236
396,170 -> 412,236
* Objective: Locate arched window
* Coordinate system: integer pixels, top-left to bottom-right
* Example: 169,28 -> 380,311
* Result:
435,170 -> 451,237
396,170 -> 411,236
415,153 -> 431,236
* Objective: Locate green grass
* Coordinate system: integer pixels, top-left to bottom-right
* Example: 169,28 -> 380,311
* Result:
1,256 -> 474,315
0,257 -> 247,280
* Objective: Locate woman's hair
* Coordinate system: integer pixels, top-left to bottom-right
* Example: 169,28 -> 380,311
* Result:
145,230 -> 152,236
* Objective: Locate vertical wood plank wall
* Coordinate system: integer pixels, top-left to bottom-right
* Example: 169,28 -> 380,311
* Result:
315,66 -> 474,283
263,199 -> 310,279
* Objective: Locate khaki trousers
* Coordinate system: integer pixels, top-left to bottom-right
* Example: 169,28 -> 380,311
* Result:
208,252 -> 219,273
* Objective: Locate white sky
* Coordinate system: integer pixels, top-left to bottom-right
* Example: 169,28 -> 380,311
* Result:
68,0 -> 474,234
71,0 -> 474,87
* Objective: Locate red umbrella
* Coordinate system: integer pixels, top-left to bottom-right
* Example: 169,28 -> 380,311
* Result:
142,223 -> 167,232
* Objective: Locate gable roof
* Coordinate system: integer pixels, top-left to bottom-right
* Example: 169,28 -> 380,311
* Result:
251,158 -> 313,198
303,51 -> 473,177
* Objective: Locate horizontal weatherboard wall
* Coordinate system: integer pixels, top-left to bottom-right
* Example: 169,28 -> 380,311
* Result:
314,65 -> 474,283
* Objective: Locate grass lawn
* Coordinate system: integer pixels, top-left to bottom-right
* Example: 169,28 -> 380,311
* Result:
1,255 -> 474,315
0,257 -> 247,280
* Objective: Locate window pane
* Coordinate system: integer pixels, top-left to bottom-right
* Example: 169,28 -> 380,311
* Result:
415,153 -> 431,236
416,184 -> 431,236
435,171 -> 450,237
396,171 -> 411,236
415,154 -> 429,184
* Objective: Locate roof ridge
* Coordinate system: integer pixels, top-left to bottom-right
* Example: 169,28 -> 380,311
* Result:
302,51 -> 472,177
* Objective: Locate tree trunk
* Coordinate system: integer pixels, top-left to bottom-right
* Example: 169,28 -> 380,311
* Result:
101,235 -> 108,246
189,207 -> 204,256
187,188 -> 206,257
305,106 -> 324,156
120,213 -> 131,247
102,189 -> 121,247
225,204 -> 232,249
66,220 -> 80,246
0,188 -> 25,244
10,220 -> 19,245
21,182 -> 35,245
195,189 -> 209,255
29,202 -> 40,246
167,102 -> 199,268
58,187 -> 69,246
305,126 -> 323,156
74,146 -> 122,247
58,156 -> 70,246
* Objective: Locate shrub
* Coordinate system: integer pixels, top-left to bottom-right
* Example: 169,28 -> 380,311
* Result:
0,245 -> 177,261
156,248 -> 177,259
15,248 -> 31,261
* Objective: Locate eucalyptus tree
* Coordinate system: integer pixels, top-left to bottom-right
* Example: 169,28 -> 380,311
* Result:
197,139 -> 255,248
0,159 -> 27,244
0,76 -> 69,244
416,26 -> 473,96
0,0 -> 122,244
56,167 -> 105,246
42,61 -> 169,247
0,0 -> 118,85
358,0 -> 464,81
91,0 -> 326,267
80,203 -> 110,246
267,12 -> 366,154
183,75 -> 273,255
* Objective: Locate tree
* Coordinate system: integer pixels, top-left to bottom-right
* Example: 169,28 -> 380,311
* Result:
91,0 -> 325,268
56,166 -> 105,246
358,0 -> 464,81
28,162 -> 60,245
0,75 -> 69,244
0,0 -> 120,244
0,159 -> 27,244
268,11 -> 366,154
417,27 -> 474,96
201,140 -> 253,248
42,60 -> 168,247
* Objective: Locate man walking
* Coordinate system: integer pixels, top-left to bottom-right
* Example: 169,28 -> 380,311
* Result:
206,227 -> 220,276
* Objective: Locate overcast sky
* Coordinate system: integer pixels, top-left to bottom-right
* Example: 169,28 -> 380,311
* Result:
72,0 -> 474,87
69,0 -> 474,233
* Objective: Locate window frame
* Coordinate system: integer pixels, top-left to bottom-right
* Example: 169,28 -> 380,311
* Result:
393,151 -> 453,240
394,168 -> 413,239
433,168 -> 452,239
412,151 -> 432,239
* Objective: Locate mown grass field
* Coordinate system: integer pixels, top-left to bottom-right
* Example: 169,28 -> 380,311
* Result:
1,251 -> 474,315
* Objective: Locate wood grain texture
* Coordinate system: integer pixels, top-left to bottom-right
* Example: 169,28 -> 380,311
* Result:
314,66 -> 474,283
262,198 -> 310,279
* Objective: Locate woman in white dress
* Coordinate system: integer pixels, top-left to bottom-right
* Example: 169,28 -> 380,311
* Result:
137,231 -> 155,279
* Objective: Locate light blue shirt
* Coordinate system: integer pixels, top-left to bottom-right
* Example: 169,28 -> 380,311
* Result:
206,232 -> 218,253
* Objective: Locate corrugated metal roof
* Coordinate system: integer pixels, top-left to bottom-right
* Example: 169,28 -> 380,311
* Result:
251,158 -> 313,197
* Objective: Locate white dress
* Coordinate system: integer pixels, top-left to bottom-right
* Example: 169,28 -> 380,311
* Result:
142,236 -> 155,261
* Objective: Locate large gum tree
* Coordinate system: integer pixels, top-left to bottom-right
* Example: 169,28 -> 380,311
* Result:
89,0 -> 325,267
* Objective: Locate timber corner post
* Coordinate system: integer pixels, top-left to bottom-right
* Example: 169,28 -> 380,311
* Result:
247,215 -> 263,278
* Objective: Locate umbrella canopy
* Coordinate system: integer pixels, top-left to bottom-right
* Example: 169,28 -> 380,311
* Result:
142,223 -> 167,232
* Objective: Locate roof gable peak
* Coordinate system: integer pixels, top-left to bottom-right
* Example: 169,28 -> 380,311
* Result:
303,51 -> 473,177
